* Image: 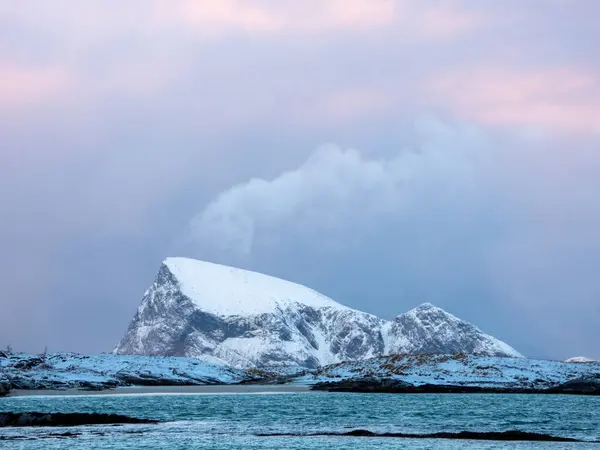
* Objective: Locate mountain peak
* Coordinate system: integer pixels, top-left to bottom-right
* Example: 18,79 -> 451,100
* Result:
412,302 -> 440,312
397,302 -> 455,322
389,302 -> 523,358
565,356 -> 596,363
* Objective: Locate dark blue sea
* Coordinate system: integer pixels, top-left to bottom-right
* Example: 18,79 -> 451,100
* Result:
1,390 -> 599,449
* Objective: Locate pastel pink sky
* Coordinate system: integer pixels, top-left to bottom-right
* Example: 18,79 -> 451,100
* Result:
1,1 -> 598,135
1,1 -> 600,359
429,66 -> 600,134
0,65 -> 69,109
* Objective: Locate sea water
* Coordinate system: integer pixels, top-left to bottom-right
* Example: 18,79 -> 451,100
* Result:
1,391 -> 599,449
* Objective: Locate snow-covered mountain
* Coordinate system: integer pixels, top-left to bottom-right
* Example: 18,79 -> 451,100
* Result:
114,257 -> 522,369
565,356 -> 596,363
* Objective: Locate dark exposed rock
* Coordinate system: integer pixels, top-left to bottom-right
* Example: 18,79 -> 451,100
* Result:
312,378 -> 414,393
76,380 -> 119,391
0,431 -> 85,441
548,377 -> 600,395
255,429 -> 586,442
0,370 -> 11,396
12,357 -> 45,370
0,412 -> 158,428
112,371 -> 219,386
312,378 -> 600,395
6,374 -> 118,392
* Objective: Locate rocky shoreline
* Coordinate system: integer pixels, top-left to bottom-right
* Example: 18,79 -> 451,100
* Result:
3,351 -> 600,397
311,377 -> 600,395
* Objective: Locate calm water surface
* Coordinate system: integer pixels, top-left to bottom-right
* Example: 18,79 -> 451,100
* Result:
1,391 -> 599,449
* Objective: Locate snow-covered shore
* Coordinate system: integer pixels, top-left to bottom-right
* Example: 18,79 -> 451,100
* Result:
296,353 -> 600,394
0,352 -> 258,393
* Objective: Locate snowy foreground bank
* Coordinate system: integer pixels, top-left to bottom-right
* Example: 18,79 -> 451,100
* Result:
298,353 -> 600,394
0,352 -> 257,393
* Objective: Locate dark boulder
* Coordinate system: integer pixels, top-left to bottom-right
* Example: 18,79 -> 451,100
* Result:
0,374 -> 10,397
256,429 -> 584,442
312,377 -> 600,395
550,378 -> 600,395
0,412 -> 158,427
313,378 -> 414,393
12,357 -> 45,370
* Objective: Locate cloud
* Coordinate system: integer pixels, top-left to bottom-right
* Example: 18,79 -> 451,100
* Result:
302,64 -> 600,132
188,117 -> 488,256
321,0 -> 398,29
0,65 -> 69,111
155,0 -> 400,36
3,0 -> 579,135
428,66 -> 600,134
415,2 -> 484,39
0,0 -> 480,52
164,0 -> 481,38
164,0 -> 285,36
297,87 -> 398,125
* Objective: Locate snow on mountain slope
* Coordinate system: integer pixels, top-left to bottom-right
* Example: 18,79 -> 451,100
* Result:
115,257 -> 522,369
164,257 -> 349,316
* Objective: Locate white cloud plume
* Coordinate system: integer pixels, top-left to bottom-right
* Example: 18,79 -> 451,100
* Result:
189,118 -> 488,255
